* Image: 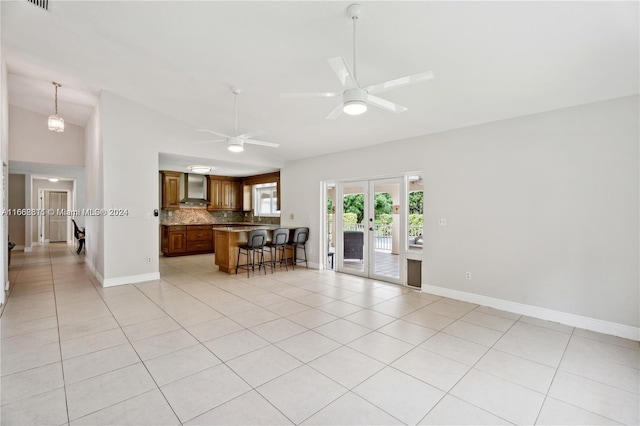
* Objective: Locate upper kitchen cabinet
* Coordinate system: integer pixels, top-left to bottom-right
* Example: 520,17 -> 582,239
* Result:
160,171 -> 182,210
208,176 -> 242,211
242,172 -> 281,212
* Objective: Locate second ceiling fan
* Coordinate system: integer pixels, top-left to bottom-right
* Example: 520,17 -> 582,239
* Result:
282,3 -> 434,119
197,86 -> 279,153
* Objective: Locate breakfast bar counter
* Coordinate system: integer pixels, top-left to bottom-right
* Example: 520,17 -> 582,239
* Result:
212,225 -> 280,274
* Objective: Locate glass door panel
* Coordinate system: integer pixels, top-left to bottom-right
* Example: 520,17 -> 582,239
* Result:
371,178 -> 402,283
337,181 -> 368,277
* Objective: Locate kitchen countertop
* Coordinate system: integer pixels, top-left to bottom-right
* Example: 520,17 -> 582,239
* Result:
161,222 -> 273,227
211,224 -> 280,232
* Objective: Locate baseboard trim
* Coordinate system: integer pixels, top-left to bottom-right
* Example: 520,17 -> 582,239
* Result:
84,259 -> 102,285
103,272 -> 161,288
421,284 -> 639,341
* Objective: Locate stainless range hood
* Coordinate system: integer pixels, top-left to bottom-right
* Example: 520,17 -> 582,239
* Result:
180,173 -> 209,207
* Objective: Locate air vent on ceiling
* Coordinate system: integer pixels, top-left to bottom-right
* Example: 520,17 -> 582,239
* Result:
26,0 -> 48,10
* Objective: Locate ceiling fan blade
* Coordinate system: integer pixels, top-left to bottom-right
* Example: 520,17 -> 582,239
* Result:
244,139 -> 280,148
193,139 -> 226,144
367,95 -> 408,113
281,92 -> 340,98
237,130 -> 266,140
328,57 -> 358,88
326,103 -> 344,120
364,71 -> 434,95
197,128 -> 231,138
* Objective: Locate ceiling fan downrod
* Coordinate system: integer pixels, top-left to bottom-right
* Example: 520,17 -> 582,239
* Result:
348,3 -> 363,84
231,86 -> 242,137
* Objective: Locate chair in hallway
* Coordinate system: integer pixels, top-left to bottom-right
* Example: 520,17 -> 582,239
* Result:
266,228 -> 290,271
71,219 -> 85,254
235,229 -> 268,277
287,227 -> 309,269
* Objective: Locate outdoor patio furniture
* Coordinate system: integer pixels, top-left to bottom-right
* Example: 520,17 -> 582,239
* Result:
344,231 -> 363,261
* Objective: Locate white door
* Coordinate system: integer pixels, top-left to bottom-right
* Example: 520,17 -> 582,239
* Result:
47,192 -> 67,242
336,180 -> 369,278
335,178 -> 404,284
370,178 -> 403,283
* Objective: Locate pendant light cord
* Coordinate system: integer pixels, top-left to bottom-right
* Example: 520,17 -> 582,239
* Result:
352,14 -> 358,83
52,82 -> 61,115
234,92 -> 238,136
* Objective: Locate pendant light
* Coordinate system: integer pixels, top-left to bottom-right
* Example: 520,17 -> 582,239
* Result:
48,82 -> 64,132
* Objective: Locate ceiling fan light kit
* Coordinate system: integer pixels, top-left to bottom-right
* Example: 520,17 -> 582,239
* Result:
227,138 -> 244,153
281,3 -> 433,119
342,88 -> 368,115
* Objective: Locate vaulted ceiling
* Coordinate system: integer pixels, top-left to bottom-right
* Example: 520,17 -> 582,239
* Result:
3,1 -> 638,174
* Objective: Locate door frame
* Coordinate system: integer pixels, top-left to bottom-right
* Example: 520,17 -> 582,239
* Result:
37,189 -> 72,245
335,180 -> 371,279
323,172 -> 420,286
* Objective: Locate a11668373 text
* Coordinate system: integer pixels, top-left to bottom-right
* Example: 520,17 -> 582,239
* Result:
1,208 -> 129,216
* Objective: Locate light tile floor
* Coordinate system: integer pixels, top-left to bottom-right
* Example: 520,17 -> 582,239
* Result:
1,243 -> 638,425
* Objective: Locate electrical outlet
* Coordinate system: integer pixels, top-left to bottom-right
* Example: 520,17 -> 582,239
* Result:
289,213 -> 294,220
147,257 -> 152,263
439,218 -> 447,227
465,272 -> 471,280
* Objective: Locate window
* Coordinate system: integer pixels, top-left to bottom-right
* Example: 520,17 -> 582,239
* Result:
254,183 -> 279,217
408,176 -> 424,250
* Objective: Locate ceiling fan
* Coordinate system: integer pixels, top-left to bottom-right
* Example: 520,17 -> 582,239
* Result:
196,86 -> 279,152
282,3 -> 434,119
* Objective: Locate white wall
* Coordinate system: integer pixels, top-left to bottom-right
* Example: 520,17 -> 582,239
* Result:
98,92 -> 161,285
0,51 -> 8,305
8,174 -> 25,247
281,96 -> 639,333
9,104 -> 84,165
84,97 -> 104,281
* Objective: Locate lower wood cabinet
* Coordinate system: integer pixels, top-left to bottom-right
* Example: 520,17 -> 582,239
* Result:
162,225 -> 214,256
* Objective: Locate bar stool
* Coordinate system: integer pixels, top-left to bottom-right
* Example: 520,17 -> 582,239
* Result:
266,228 -> 290,272
236,229 -> 268,277
287,227 -> 309,269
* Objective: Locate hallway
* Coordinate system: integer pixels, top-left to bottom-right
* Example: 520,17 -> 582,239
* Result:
1,244 -> 638,425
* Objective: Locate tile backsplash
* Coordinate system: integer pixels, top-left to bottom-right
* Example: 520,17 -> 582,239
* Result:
160,208 -> 280,225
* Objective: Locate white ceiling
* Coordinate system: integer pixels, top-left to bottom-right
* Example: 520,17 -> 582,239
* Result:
2,1 -> 638,175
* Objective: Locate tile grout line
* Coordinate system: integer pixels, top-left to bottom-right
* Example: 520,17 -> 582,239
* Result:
414,307 -> 524,425
50,243 -> 72,426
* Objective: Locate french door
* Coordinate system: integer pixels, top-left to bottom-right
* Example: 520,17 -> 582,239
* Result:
335,178 -> 404,284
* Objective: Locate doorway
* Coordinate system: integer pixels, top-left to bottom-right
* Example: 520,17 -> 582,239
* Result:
38,190 -> 70,244
332,177 -> 405,284
47,192 -> 67,242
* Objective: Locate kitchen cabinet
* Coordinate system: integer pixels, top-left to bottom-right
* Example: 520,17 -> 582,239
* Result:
161,225 -> 214,256
241,171 -> 281,212
186,225 -> 214,253
208,176 -> 242,210
160,171 -> 182,210
162,225 -> 187,255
